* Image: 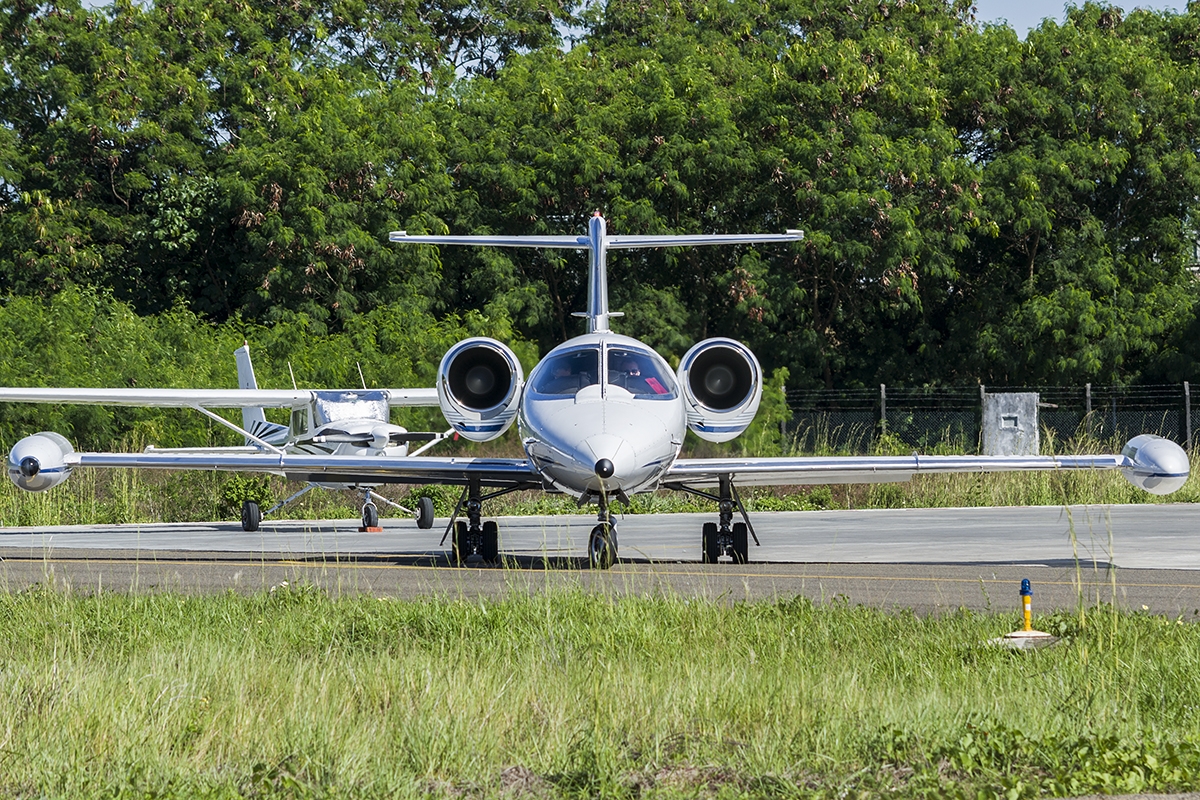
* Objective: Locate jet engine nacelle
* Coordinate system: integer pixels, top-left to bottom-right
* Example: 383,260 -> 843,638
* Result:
438,337 -> 524,442
677,338 -> 763,443
1121,434 -> 1190,495
7,431 -> 74,492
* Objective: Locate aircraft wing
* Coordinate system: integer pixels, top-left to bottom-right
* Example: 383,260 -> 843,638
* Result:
662,453 -> 1134,488
65,451 -> 541,488
0,387 -> 440,408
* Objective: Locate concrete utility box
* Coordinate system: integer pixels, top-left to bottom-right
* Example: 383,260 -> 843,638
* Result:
982,392 -> 1040,456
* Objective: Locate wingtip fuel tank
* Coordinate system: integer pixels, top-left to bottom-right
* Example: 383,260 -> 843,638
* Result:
7,431 -> 75,492
1121,434 -> 1190,495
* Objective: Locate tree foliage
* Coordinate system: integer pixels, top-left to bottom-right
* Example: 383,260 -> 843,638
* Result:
0,0 -> 1197,392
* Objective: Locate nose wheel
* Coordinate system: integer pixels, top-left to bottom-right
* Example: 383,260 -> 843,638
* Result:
588,520 -> 617,570
586,492 -> 619,569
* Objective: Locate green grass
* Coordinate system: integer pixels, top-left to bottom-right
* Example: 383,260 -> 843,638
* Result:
0,585 -> 1198,798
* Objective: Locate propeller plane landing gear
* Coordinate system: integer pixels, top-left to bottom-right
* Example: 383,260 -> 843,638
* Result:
241,500 -> 261,532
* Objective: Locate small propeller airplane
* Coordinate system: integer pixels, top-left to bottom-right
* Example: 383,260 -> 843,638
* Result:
1,344 -> 450,531
3,213 -> 1192,568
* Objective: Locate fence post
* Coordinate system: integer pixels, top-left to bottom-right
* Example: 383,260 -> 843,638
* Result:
780,383 -> 788,444
979,385 -> 986,455
1186,381 -> 1192,451
880,383 -> 887,437
1085,383 -> 1092,438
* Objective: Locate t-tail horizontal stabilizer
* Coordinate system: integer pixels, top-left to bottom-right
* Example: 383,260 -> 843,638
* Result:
391,213 -> 803,334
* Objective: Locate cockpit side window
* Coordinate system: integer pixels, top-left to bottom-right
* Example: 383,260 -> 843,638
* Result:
606,347 -> 678,398
530,349 -> 600,396
291,407 -> 309,436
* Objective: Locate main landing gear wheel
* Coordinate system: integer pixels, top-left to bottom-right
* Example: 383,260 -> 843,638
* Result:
361,502 -> 380,529
701,521 -> 719,564
481,520 -> 500,563
416,496 -> 435,529
588,524 -> 617,570
731,522 -> 749,564
241,500 -> 261,532
451,520 -> 468,565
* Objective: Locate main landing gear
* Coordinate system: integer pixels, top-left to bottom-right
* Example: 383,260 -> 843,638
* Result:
442,477 -> 534,565
239,487 -> 437,532
667,475 -> 758,564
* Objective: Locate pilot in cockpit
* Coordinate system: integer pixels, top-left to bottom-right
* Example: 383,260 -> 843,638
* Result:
540,356 -> 594,395
612,356 -> 651,394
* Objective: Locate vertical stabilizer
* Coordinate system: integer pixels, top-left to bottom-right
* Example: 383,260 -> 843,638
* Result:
235,345 -> 289,447
585,213 -> 612,333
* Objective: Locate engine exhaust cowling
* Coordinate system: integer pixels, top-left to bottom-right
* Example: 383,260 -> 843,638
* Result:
438,337 -> 524,442
677,338 -> 762,443
7,431 -> 74,492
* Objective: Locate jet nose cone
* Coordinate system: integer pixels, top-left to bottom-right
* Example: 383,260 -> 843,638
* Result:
582,434 -> 636,487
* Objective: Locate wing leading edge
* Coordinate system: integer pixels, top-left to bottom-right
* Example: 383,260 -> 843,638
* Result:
0,387 -> 440,408
67,451 -> 539,489
663,452 -> 1161,488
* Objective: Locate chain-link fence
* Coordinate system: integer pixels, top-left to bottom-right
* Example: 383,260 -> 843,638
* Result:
784,383 -> 1194,454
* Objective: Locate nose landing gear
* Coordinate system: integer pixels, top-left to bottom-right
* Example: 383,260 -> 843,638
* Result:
588,505 -> 618,570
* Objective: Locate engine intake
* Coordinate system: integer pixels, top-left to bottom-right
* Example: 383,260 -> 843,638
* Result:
677,338 -> 762,443
7,431 -> 75,492
438,337 -> 524,442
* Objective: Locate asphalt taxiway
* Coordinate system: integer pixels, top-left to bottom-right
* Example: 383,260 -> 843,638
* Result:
1,504 -> 1198,614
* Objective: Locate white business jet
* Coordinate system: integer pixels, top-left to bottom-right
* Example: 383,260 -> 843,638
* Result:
4,213 -> 1191,568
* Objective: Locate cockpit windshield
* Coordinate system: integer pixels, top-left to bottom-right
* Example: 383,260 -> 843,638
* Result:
530,348 -> 600,396
312,391 -> 389,425
606,347 -> 677,398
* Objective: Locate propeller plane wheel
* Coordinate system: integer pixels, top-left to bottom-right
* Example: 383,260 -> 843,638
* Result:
701,521 -> 719,564
241,501 -> 261,533
731,522 -> 749,564
450,520 -> 469,565
416,496 -> 435,529
481,520 -> 500,563
588,524 -> 617,570
362,502 -> 380,529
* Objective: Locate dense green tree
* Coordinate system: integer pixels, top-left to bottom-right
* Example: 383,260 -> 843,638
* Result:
1,0 -> 1198,396
944,4 -> 1200,385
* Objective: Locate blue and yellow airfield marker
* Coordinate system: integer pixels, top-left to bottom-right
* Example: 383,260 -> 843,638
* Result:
987,578 -> 1059,650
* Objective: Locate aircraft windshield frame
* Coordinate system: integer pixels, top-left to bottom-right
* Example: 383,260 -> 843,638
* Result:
312,390 -> 389,425
605,345 -> 678,399
528,347 -> 601,397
